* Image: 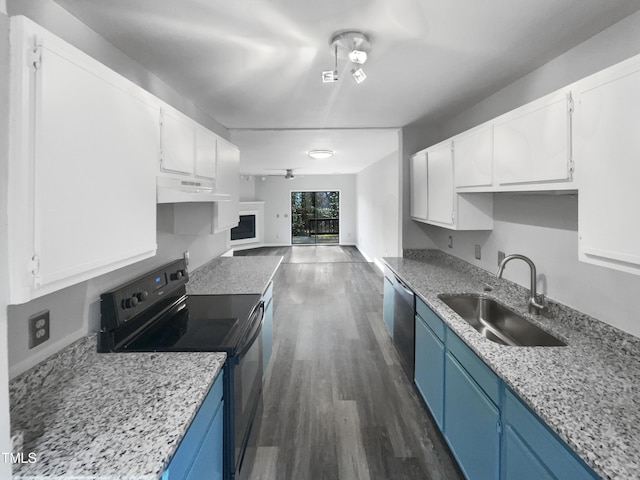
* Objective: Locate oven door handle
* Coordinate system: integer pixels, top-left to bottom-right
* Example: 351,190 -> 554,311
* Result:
236,301 -> 265,359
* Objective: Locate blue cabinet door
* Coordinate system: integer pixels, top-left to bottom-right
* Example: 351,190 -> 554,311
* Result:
414,314 -> 445,428
262,282 -> 274,377
186,401 -> 224,480
502,425 -> 554,480
383,276 -> 394,337
445,352 -> 500,480
163,373 -> 224,480
502,389 -> 599,480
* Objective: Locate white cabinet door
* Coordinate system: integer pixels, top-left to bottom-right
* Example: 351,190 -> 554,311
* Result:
427,142 -> 455,226
575,56 -> 640,275
8,17 -> 158,303
494,91 -> 572,187
453,124 -> 493,189
213,138 -> 240,232
410,151 -> 428,221
161,107 -> 195,175
195,126 -> 216,180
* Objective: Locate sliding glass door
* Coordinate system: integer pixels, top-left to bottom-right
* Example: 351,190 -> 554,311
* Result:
291,191 -> 340,244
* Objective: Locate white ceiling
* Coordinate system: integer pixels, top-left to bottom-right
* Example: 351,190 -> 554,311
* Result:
50,0 -> 640,174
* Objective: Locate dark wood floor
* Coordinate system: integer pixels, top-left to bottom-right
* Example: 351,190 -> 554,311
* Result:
244,246 -> 463,480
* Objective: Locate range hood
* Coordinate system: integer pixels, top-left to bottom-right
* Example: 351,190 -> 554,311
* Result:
157,176 -> 230,204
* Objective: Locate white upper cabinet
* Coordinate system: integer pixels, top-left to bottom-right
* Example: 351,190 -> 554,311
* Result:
8,17 -> 158,303
213,138 -> 240,232
160,107 -> 196,175
494,90 -> 574,189
453,124 -> 493,189
427,142 -> 455,227
574,54 -> 640,275
195,126 -> 217,180
410,143 -> 493,231
410,151 -> 428,221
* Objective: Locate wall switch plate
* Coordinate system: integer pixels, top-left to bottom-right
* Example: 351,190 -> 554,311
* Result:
448,235 -> 453,248
183,251 -> 190,266
28,310 -> 50,349
498,251 -> 506,265
475,245 -> 481,260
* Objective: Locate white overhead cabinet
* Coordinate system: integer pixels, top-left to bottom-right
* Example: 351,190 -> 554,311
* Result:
574,55 -> 640,275
160,107 -> 196,175
427,142 -> 455,226
213,138 -> 240,232
195,126 -> 217,180
453,124 -> 493,189
410,150 -> 428,221
410,143 -> 493,231
494,90 -> 574,189
8,17 -> 158,304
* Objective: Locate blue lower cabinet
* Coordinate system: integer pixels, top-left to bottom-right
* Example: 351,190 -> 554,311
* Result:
262,282 -> 274,377
163,372 -> 224,480
444,352 -> 500,480
383,275 -> 394,337
414,314 -> 444,428
502,389 -> 600,480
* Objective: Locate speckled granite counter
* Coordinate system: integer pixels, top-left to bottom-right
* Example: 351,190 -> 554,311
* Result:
384,250 -> 640,480
186,256 -> 282,295
10,334 -> 226,480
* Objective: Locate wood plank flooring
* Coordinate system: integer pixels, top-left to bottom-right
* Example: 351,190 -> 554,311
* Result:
234,245 -> 369,264
243,246 -> 463,480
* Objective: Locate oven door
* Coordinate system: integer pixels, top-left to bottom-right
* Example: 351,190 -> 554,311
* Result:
231,302 -> 264,480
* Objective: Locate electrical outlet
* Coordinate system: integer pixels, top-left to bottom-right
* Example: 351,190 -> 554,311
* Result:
183,251 -> 190,266
475,245 -> 481,260
498,251 -> 506,266
448,235 -> 453,248
28,310 -> 50,349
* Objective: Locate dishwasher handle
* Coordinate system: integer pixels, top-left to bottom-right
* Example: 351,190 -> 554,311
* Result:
393,274 -> 415,298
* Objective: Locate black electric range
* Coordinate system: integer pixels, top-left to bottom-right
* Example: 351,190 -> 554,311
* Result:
98,259 -> 264,480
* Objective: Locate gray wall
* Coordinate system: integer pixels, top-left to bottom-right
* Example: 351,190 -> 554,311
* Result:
402,10 -> 640,337
355,149 -> 402,266
255,175 -> 357,246
4,1 -> 234,377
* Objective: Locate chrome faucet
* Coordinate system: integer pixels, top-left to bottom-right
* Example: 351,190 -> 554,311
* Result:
496,254 -> 546,315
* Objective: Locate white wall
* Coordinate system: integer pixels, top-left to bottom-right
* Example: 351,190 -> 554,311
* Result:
403,10 -> 640,337
356,151 -> 402,266
0,6 -> 14,477
238,175 -> 256,201
4,2 -> 233,377
255,175 -> 356,246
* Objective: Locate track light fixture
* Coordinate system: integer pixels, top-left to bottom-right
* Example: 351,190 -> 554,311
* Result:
323,30 -> 371,85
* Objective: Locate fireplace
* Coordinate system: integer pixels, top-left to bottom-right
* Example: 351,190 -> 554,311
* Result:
231,214 -> 256,241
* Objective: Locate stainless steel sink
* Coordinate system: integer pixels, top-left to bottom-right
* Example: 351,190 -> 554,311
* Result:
438,294 -> 567,347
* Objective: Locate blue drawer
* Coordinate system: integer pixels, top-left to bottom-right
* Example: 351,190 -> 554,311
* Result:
447,332 -> 500,405
416,296 -> 446,341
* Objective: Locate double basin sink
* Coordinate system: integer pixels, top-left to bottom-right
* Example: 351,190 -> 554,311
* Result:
438,294 -> 566,347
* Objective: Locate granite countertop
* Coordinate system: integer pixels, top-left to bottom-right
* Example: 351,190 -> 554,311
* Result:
186,255 -> 282,295
383,250 -> 640,480
10,335 -> 226,480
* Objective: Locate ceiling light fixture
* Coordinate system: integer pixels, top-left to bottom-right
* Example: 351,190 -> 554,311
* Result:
308,149 -> 334,159
325,30 -> 371,85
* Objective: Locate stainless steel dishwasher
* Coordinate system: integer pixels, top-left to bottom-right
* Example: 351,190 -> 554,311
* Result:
391,271 -> 416,381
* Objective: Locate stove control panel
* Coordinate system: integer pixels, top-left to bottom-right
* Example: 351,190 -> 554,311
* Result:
100,259 -> 189,331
